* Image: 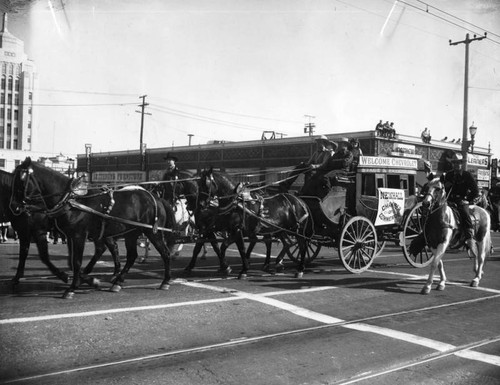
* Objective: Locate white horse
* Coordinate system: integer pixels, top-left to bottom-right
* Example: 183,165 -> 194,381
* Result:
413,178 -> 492,294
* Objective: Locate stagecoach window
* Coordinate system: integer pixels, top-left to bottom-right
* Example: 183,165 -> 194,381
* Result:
362,173 -> 376,196
387,174 -> 400,189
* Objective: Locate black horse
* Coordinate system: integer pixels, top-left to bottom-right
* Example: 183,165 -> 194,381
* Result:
11,158 -> 176,298
198,168 -> 313,278
1,169 -> 121,285
153,169 -> 230,274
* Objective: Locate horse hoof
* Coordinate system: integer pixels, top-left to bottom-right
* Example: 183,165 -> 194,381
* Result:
159,284 -> 170,290
295,272 -> 304,279
238,273 -> 247,280
62,291 -> 75,299
92,278 -> 100,289
110,284 -> 122,293
220,266 -> 232,276
138,258 -> 147,264
275,264 -> 285,273
420,286 -> 431,295
436,282 -> 446,291
470,279 -> 479,288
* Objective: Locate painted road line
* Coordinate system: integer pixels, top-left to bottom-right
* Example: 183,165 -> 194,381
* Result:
181,281 -> 500,367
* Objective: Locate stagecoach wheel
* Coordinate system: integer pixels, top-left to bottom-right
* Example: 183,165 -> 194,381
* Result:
338,216 -> 377,274
281,234 -> 321,266
401,202 -> 433,268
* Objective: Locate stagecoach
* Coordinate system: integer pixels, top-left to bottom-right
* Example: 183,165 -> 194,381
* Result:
280,155 -> 432,273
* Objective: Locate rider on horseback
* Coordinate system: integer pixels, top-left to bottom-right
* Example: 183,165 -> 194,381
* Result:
162,153 -> 179,181
444,157 -> 479,249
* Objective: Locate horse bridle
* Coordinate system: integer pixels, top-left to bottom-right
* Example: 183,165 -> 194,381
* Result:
14,165 -> 75,217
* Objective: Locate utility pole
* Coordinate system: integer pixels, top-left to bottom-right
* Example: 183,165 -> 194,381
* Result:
136,95 -> 151,171
449,33 -> 486,169
304,115 -> 316,136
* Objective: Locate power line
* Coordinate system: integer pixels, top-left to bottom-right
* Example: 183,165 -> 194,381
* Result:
37,88 -> 139,97
414,0 -> 500,39
19,102 -> 137,107
148,95 -> 302,124
149,104 -> 280,133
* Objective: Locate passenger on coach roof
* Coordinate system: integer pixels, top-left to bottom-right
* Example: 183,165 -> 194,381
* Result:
421,127 -> 432,143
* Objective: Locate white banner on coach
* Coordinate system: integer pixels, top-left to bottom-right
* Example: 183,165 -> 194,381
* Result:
375,188 -> 405,226
359,156 -> 418,169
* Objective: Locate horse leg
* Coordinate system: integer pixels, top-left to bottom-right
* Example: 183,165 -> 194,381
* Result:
63,236 -> 92,299
146,230 -> 174,291
110,235 -> 140,292
295,238 -> 307,279
82,238 -> 106,276
105,237 -> 121,278
12,232 -> 30,285
184,240 -> 203,273
436,259 -> 447,291
234,231 -> 249,279
471,240 -> 487,287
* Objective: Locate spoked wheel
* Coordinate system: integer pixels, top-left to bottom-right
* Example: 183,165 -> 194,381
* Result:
401,202 -> 433,268
338,216 -> 378,273
282,234 -> 322,266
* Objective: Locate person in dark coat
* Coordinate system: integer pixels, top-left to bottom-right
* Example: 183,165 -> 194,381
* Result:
162,153 -> 179,181
444,157 -> 479,248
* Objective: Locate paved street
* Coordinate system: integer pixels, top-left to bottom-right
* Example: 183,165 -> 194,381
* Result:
1,233 -> 500,384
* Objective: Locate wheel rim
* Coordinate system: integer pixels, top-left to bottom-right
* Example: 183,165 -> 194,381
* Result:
401,202 -> 433,268
282,234 -> 321,265
339,216 -> 377,273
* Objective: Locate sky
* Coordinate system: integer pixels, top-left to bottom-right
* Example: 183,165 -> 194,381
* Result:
3,0 -> 500,157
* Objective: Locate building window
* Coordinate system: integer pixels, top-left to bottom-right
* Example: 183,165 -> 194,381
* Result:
29,92 -> 32,100
14,94 -> 19,105
13,139 -> 18,149
28,121 -> 31,128
7,123 -> 11,135
14,110 -> 18,121
0,139 -> 3,149
28,107 -> 32,115
14,126 -> 18,135
8,77 -> 13,90
0,93 -> 4,104
0,159 -> 5,167
7,94 -> 12,104
1,77 -> 5,89
6,141 -> 10,149
15,80 -> 19,91
0,109 -> 3,119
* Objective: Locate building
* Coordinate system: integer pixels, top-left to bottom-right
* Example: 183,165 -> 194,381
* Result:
0,13 -> 37,170
75,130 -> 493,190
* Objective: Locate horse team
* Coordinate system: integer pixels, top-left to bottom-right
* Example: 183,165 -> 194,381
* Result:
1,157 -> 498,298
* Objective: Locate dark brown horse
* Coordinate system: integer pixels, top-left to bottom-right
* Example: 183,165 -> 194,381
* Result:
1,169 -> 120,285
151,169 -> 230,274
11,158 -> 176,299
415,177 -> 491,294
198,168 -> 313,278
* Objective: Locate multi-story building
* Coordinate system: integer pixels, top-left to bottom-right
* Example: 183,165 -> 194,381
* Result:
0,13 -> 75,173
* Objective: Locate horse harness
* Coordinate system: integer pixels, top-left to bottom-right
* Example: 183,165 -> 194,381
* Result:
15,165 -> 176,235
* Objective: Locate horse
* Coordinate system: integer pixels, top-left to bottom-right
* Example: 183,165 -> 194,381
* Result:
411,177 -> 492,294
1,169 -> 121,285
198,168 -> 313,278
11,158 -> 176,299
152,169 -> 230,274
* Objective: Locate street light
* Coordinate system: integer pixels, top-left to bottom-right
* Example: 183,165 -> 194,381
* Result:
468,123 -> 477,153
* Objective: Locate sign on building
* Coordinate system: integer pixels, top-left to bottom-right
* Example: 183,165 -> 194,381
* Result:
359,156 -> 418,169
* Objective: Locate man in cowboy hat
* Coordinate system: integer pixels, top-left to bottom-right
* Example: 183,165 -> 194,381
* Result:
444,156 -> 479,250
324,137 -> 353,172
162,153 -> 179,181
278,135 -> 336,191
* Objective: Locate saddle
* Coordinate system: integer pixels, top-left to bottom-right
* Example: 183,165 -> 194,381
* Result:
447,202 -> 479,249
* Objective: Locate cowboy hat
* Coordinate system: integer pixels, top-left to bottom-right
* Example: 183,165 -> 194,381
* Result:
337,137 -> 350,145
315,135 -> 337,151
163,153 -> 178,161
